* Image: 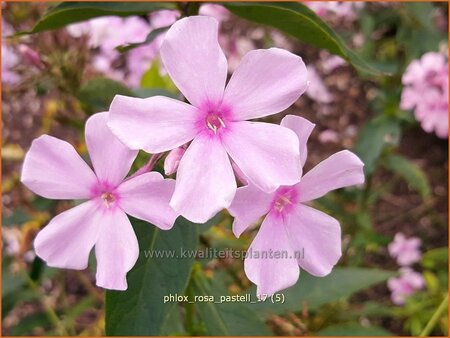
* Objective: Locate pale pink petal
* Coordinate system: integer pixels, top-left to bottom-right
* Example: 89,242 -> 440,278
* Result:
232,161 -> 249,185
228,184 -> 274,238
34,201 -> 101,269
305,65 -> 333,104
298,150 -> 364,202
222,121 -> 302,193
160,16 -> 227,107
86,112 -> 138,187
223,48 -> 307,120
118,172 -> 178,230
244,212 -> 300,296
95,209 -> 138,290
285,204 -> 341,277
281,115 -> 316,167
108,95 -> 199,153
21,135 -> 97,200
170,135 -> 236,223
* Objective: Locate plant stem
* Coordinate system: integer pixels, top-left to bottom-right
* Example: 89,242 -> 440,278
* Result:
25,274 -> 69,336
419,293 -> 448,337
128,153 -> 163,179
185,280 -> 195,334
75,271 -> 104,303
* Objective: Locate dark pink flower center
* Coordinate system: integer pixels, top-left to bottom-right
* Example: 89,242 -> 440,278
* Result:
273,195 -> 292,212
101,192 -> 117,208
91,181 -> 120,210
271,187 -> 298,214
196,102 -> 233,137
205,112 -> 226,134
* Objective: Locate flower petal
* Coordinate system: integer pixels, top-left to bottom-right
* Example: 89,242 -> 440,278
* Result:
86,112 -> 138,187
223,121 -> 302,193
170,135 -> 236,223
160,16 -> 227,107
34,201 -> 101,269
228,184 -> 274,238
21,135 -> 97,200
281,115 -> 315,167
118,172 -> 179,230
244,212 -> 300,296
95,209 -> 139,290
223,48 -> 307,120
108,95 -> 199,153
285,204 -> 341,277
298,150 -> 365,202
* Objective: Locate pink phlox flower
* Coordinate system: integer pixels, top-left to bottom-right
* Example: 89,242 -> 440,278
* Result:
306,65 -> 333,104
305,1 -> 364,21
2,43 -> 20,84
108,16 -> 308,223
67,16 -> 159,86
21,112 -> 179,290
387,267 -> 425,305
320,52 -> 346,73
2,19 -> 20,85
228,115 -> 365,296
318,129 -> 339,143
401,52 -> 448,138
199,4 -> 230,21
388,232 -> 422,266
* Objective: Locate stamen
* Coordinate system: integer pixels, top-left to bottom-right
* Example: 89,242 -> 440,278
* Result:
280,196 -> 292,204
274,201 -> 284,211
205,113 -> 226,134
207,121 -> 218,134
273,193 -> 293,212
101,192 -> 116,208
218,117 -> 226,128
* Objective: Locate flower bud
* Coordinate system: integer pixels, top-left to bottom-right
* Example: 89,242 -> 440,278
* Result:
18,44 -> 42,67
164,147 -> 185,175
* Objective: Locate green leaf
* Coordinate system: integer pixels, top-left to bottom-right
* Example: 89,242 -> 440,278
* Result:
78,77 -> 133,114
17,2 -> 175,35
160,305 -> 186,335
422,247 -> 449,270
382,154 -> 431,199
105,217 -> 199,336
224,2 -> 385,75
192,272 -> 271,336
1,208 -> 30,227
354,115 -> 401,176
140,60 -> 178,93
250,268 -> 395,315
317,322 -> 393,336
116,26 -> 169,53
396,3 -> 444,59
403,2 -> 436,32
131,88 -> 178,99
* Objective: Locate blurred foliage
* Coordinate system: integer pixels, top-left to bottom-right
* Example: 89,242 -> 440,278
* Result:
225,2 -> 384,75
15,2 -> 176,34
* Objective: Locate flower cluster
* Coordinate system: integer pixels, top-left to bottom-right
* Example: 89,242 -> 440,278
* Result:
387,268 -> 425,305
66,4 -> 237,86
2,19 -> 20,85
2,18 -> 44,85
305,1 -> 365,21
22,16 -> 365,294
387,232 -> 424,305
401,52 -> 449,139
67,11 -> 179,87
